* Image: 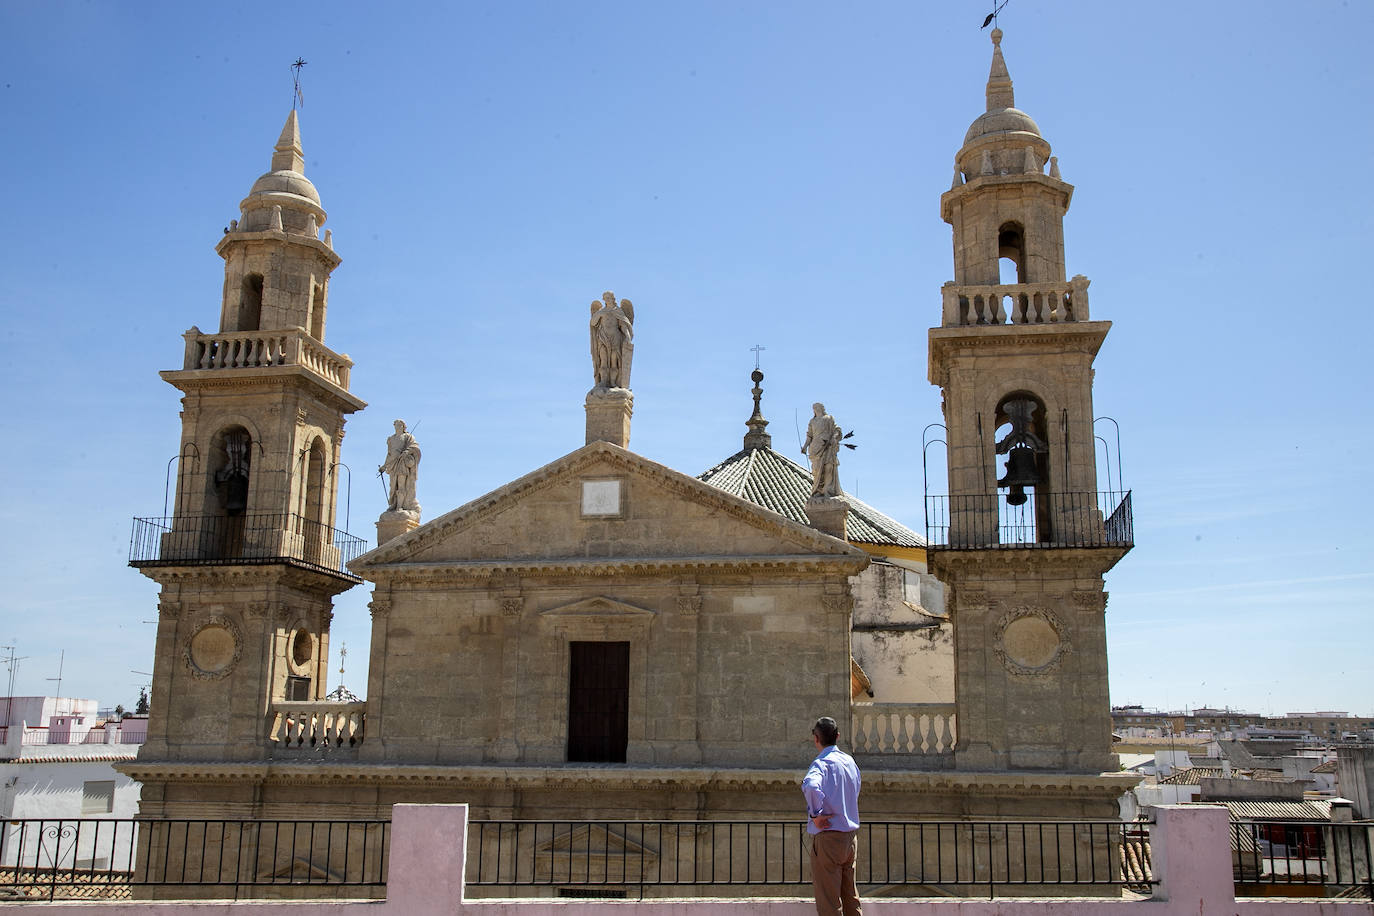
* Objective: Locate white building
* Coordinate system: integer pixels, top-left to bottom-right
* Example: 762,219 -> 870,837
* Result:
0,699 -> 145,870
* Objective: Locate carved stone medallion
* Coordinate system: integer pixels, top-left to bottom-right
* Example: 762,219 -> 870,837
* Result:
184,615 -> 243,679
992,607 -> 1070,676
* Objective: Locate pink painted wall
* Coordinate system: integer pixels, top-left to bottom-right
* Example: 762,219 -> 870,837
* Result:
5,805 -> 1372,916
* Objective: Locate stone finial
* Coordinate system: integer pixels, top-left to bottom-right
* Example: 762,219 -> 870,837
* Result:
950,163 -> 964,190
743,369 -> 772,450
269,205 -> 284,232
306,213 -> 318,238
271,110 -> 306,173
1023,146 -> 1038,174
986,27 -> 1015,111
1049,156 -> 1061,179
324,229 -> 333,248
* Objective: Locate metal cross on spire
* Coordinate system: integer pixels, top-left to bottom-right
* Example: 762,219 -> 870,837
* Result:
750,344 -> 766,370
981,0 -> 1011,29
291,58 -> 307,110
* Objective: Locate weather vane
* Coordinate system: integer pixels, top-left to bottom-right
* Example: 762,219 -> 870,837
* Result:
750,344 -> 766,370
981,0 -> 1011,29
291,57 -> 307,110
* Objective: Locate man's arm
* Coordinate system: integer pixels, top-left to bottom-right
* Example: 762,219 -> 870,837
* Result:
802,762 -> 831,828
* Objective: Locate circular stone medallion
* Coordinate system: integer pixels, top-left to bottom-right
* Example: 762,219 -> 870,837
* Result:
185,617 -> 242,679
993,607 -> 1070,676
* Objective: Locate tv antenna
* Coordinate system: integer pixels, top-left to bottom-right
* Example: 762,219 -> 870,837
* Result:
3,644 -> 30,730
45,650 -> 64,715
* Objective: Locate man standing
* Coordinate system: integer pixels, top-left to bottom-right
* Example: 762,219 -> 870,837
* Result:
802,716 -> 863,916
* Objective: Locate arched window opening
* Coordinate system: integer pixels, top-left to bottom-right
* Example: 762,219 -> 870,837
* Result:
308,283 -> 326,339
299,438 -> 329,566
994,393 -> 1051,544
210,426 -> 252,517
997,223 -> 1025,285
239,274 -> 264,331
206,426 -> 252,559
302,439 -> 327,527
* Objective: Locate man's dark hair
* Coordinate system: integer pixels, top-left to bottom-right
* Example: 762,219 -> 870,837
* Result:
812,716 -> 839,746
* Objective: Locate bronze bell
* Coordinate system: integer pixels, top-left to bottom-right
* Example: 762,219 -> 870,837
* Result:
998,445 -> 1040,506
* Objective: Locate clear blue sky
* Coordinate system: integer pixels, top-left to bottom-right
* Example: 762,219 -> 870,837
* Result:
1,2 -> 1369,718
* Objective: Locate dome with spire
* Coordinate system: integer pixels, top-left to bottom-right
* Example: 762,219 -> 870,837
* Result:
956,28 -> 1052,180
237,110 -> 327,235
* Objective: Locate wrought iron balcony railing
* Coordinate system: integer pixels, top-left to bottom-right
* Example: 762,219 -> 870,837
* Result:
129,514 -> 366,578
925,490 -> 1132,550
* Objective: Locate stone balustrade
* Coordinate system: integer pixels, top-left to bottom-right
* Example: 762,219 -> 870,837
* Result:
942,275 -> 1090,327
267,700 -> 367,752
182,326 -> 352,389
851,703 -> 957,756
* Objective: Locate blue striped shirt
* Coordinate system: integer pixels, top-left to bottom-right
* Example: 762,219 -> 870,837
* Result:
802,745 -> 861,835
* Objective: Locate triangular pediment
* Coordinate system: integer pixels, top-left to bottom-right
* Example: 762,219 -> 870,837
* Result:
540,596 -> 655,621
537,823 -> 656,859
532,824 -> 660,884
350,441 -> 868,579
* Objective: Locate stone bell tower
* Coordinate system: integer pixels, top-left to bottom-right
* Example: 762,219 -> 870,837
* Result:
130,112 -> 367,767
926,30 -> 1132,773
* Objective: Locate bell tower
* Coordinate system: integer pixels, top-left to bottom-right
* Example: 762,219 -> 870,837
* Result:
130,112 -> 367,768
926,30 -> 1132,773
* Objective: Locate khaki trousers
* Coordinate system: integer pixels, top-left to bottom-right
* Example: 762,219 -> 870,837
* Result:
810,829 -> 862,916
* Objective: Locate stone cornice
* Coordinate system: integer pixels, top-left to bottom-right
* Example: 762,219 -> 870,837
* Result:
351,441 -> 868,577
927,321 -> 1111,388
159,365 -> 366,414
359,553 -> 867,585
929,546 -> 1128,579
117,760 -> 1140,798
215,228 -> 342,268
134,561 -> 361,596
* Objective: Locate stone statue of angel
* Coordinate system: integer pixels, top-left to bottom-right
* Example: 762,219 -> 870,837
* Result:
589,291 -> 634,389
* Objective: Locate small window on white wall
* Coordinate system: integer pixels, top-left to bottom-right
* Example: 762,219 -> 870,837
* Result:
81,780 -> 115,814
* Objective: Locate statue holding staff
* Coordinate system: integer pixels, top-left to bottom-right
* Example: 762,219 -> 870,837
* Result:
379,419 -> 421,515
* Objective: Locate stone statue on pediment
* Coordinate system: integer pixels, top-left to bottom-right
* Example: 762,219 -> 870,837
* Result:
802,402 -> 842,499
589,291 -> 634,390
379,419 -> 421,516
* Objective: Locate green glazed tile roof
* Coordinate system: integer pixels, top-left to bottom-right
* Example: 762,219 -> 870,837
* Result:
698,446 -> 926,548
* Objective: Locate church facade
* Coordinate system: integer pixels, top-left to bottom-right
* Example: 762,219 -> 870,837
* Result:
125,27 -> 1136,892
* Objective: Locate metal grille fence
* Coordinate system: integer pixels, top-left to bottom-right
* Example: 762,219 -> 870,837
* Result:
0,819 -> 389,901
1231,820 -> 1373,898
466,820 -> 1146,893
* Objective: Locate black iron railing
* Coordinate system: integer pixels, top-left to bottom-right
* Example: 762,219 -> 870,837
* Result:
129,514 -> 367,577
1230,820 -> 1373,898
925,490 -> 1133,549
0,818 -> 389,901
466,820 -> 1146,893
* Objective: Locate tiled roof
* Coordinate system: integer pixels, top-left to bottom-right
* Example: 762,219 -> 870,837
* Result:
698,446 -> 925,548
1120,831 -> 1153,887
1201,799 -> 1333,821
1158,766 -> 1223,786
